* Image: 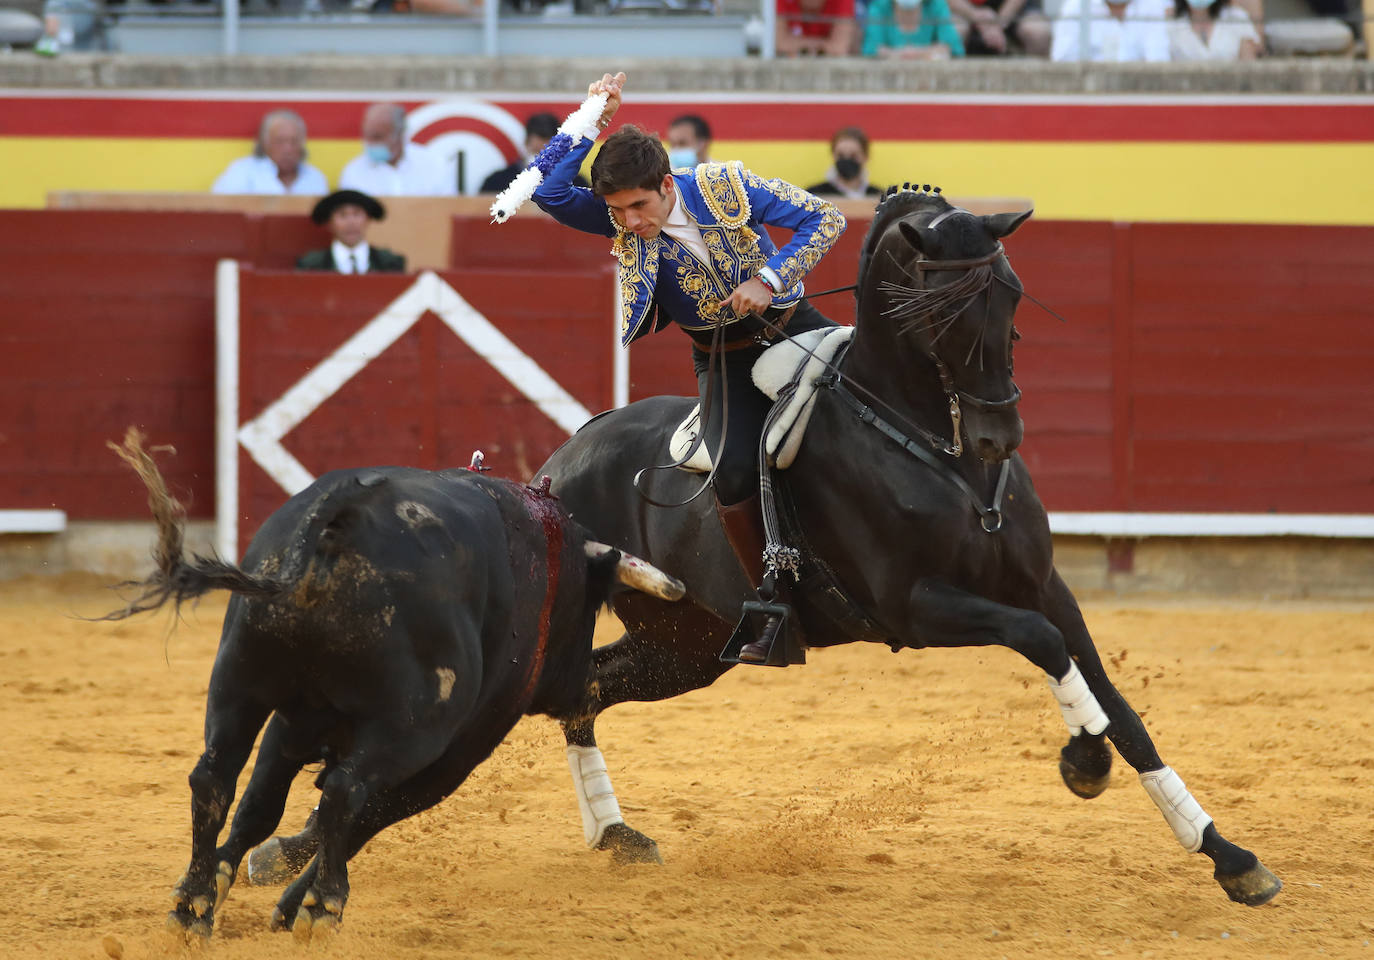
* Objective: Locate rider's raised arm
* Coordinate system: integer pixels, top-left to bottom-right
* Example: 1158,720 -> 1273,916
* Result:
532,135 -> 616,239
743,172 -> 847,292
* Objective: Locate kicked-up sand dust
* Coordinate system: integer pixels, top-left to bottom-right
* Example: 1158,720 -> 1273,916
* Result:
1,573 -> 1372,959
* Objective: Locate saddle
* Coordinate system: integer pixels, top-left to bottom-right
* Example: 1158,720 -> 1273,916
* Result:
668,327 -> 854,473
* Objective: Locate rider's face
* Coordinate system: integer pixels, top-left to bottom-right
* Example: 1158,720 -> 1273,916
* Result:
603,175 -> 675,239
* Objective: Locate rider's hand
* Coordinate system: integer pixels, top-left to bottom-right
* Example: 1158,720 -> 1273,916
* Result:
722,277 -> 774,317
588,72 -> 627,130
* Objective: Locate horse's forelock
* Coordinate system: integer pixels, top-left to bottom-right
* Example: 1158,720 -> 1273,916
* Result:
857,188 -> 952,294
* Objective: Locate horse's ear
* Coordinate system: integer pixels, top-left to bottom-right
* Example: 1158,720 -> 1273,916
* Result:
898,220 -> 939,255
982,208 -> 1033,239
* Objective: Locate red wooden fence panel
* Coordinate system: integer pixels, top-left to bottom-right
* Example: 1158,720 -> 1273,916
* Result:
1126,223 -> 1374,512
0,210 -> 255,518
234,266 -> 614,553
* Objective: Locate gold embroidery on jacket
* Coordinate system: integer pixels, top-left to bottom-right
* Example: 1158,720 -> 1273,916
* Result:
658,236 -> 733,327
744,171 -> 846,290
695,161 -> 752,228
613,230 -> 659,340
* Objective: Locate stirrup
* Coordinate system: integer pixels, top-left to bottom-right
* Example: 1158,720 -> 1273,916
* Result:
719,597 -> 805,667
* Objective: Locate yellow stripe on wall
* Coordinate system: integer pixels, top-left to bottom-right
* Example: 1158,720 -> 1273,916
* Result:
2,137 -> 362,208
5,136 -> 1373,226
725,141 -> 1374,225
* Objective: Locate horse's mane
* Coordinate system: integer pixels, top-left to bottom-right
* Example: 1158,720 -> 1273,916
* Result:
856,184 -> 952,299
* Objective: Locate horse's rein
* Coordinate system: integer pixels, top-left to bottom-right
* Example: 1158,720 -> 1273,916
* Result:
749,242 -> 1010,456
632,319 -> 731,508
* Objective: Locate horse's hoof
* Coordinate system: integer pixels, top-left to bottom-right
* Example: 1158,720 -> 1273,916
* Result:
1216,860 -> 1283,906
597,822 -> 664,865
247,838 -> 294,886
1059,736 -> 1112,799
1058,757 -> 1111,799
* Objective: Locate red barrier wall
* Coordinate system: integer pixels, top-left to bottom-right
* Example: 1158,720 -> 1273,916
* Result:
0,210 -> 332,518
2,209 -> 1371,526
234,266 -> 615,550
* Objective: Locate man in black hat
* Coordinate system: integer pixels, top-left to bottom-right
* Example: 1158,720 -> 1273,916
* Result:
297,189 -> 407,274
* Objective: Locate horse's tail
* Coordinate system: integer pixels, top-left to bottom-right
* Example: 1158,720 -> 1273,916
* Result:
99,428 -> 289,620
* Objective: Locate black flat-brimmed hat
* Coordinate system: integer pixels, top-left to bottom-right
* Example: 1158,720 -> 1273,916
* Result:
311,189 -> 386,225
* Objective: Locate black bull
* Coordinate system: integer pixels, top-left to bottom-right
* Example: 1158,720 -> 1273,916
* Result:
106,433 -> 682,941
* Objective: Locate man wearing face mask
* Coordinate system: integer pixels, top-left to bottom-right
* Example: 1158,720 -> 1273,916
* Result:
666,114 -> 713,169
339,103 -> 456,197
805,127 -> 885,199
480,112 -> 591,194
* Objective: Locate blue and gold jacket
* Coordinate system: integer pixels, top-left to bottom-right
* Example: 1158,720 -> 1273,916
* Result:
533,137 -> 846,347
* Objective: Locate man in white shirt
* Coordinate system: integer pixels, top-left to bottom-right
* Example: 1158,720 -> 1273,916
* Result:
212,109 -> 330,196
338,103 -> 456,198
296,190 -> 407,274
1051,0 -> 1171,60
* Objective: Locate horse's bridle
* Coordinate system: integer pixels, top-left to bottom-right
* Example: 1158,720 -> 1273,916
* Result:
898,239 -> 1020,456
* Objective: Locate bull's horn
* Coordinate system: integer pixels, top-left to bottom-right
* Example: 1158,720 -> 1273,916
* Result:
584,541 -> 685,601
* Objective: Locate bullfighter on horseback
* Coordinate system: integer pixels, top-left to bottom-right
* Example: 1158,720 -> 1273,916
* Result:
532,71 -> 847,664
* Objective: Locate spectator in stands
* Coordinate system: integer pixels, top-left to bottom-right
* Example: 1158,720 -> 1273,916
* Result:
948,0 -> 1051,54
340,103 -> 456,197
212,109 -> 329,196
480,113 -> 590,194
806,127 -> 885,198
1168,0 -> 1260,58
862,0 -> 965,57
1050,0 -> 1170,60
297,190 -> 407,274
667,114 -> 713,168
777,0 -> 858,55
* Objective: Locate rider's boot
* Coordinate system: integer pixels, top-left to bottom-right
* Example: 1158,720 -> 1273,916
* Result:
716,494 -> 786,664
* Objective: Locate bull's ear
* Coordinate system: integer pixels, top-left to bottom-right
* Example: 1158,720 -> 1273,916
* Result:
898,220 -> 939,255
982,208 -> 1033,239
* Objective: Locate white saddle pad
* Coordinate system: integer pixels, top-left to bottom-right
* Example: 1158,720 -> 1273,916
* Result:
668,326 -> 854,473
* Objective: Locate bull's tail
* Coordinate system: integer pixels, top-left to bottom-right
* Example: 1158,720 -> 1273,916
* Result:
100,428 -> 289,620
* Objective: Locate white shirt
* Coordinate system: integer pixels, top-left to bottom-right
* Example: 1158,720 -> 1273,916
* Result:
211,155 -> 329,195
331,240 -> 371,274
1168,6 -> 1260,60
1051,0 -> 1171,62
663,191 -> 784,295
338,141 -> 456,197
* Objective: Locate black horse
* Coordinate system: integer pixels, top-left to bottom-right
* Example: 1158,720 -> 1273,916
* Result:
536,185 -> 1282,906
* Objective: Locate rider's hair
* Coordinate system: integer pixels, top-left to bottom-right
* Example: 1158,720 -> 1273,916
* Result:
591,125 -> 671,197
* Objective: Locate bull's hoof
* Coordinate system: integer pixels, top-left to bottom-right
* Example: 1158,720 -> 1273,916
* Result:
166,877 -> 215,939
165,910 -> 211,940
1216,860 -> 1283,906
1059,736 -> 1112,800
290,889 -> 345,943
213,861 -> 234,909
247,837 -> 304,886
597,822 -> 663,865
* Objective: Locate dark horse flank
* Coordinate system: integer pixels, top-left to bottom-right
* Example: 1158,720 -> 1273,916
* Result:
536,186 -> 1283,906
103,432 -> 683,942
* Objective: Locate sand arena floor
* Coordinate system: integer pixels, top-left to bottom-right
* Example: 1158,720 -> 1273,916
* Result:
1,574 -> 1372,960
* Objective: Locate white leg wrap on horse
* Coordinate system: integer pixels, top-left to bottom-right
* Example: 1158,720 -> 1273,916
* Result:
566,745 -> 625,848
1047,661 -> 1110,736
1140,766 -> 1213,854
